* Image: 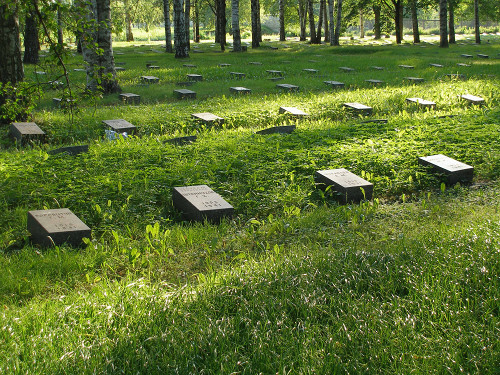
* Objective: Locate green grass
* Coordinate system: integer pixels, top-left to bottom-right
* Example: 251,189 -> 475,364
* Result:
0,35 -> 499,373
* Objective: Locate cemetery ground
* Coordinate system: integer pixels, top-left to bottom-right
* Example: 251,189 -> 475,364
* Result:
1,35 -> 499,373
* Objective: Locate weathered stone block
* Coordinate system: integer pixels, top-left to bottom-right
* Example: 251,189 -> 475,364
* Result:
315,168 -> 373,204
172,185 -> 234,221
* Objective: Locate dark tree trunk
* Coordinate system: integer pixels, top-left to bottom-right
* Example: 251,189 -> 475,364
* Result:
439,0 -> 448,48
398,3 -> 403,40
0,2 -> 24,87
359,8 -> 364,38
231,0 -> 241,51
76,34 -> 82,53
410,0 -> 420,43
323,1 -> 328,42
57,2 -> 64,47
163,0 -> 173,52
124,0 -> 134,42
279,0 -> 285,41
299,0 -> 307,41
393,0 -> 402,44
251,0 -> 260,47
194,0 -> 200,42
185,0 -> 190,50
373,5 -> 381,39
174,0 -> 189,57
333,0 -> 342,45
308,0 -> 316,43
474,0 -> 480,44
218,0 -> 226,51
448,1 -> 455,44
24,11 -> 39,64
316,0 -> 325,43
328,0 -> 334,45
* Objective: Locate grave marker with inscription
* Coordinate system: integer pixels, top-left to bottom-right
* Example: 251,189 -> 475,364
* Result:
187,74 -> 203,81
173,185 -> 234,221
174,89 -> 197,99
230,86 -> 251,94
418,154 -> 473,184
460,94 -> 484,105
406,97 -> 436,108
10,122 -> 45,144
191,112 -> 224,125
119,93 -> 140,104
102,119 -> 137,134
343,102 -> 373,115
279,107 -> 308,117
276,83 -> 299,92
315,168 -> 373,204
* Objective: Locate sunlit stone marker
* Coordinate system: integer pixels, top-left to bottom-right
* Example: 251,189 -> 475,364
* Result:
141,75 -> 159,84
324,81 -> 345,88
173,185 -> 234,221
303,68 -> 319,74
429,63 -> 444,67
276,83 -> 299,92
406,97 -> 436,108
230,72 -> 246,79
365,79 -> 384,85
119,93 -> 140,104
249,61 -> 262,65
279,107 -> 308,117
339,66 -> 355,72
460,94 -> 484,105
191,112 -> 224,125
187,74 -> 203,81
371,66 -> 384,70
315,168 -> 373,204
147,65 -> 160,70
399,64 -> 415,69
218,63 -> 231,67
115,67 -> 125,71
461,54 -> 473,58
27,208 -> 91,247
404,76 -> 424,83
10,122 -> 45,144
102,119 -> 137,135
256,125 -> 296,135
174,89 -> 196,99
343,102 -> 372,115
230,86 -> 251,94
457,63 -> 471,67
418,154 -> 473,184
266,70 -> 284,76
477,54 -> 489,58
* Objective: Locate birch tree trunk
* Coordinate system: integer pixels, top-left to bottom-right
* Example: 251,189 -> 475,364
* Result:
328,0 -> 334,45
279,0 -> 285,41
231,0 -> 241,51
163,0 -> 173,52
333,0 -> 342,46
316,0 -> 324,43
251,0 -> 260,47
57,1 -> 64,47
185,0 -> 190,50
410,0 -> 420,43
359,8 -> 364,38
174,0 -> 189,57
24,11 -> 40,64
0,2 -> 24,87
474,0 -> 480,44
439,0 -> 448,48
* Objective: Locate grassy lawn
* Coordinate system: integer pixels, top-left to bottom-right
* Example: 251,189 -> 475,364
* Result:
0,35 -> 499,373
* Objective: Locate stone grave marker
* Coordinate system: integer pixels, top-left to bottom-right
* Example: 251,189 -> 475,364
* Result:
445,73 -> 466,80
343,102 -> 373,115
365,79 -> 384,85
324,81 -> 345,89
461,54 -> 473,58
141,76 -> 159,84
276,83 -> 299,92
115,52 -> 124,55
406,97 -> 436,108
249,62 -> 262,65
10,122 -> 45,144
371,66 -> 384,70
191,112 -> 224,125
257,125 -> 296,135
172,185 -> 234,221
102,119 -> 137,135
418,154 -> 473,184
460,94 -> 484,105
218,63 -> 231,67
145,61 -> 158,67
119,93 -> 140,104
230,72 -> 246,79
339,67 -> 355,72
477,54 -> 489,58
315,168 -> 373,204
457,63 -> 471,67
269,77 -> 285,82
399,64 -> 415,69
183,64 -> 197,68
49,145 -> 89,156
187,74 -> 203,81
165,136 -> 197,145
174,89 -> 196,99
266,70 -> 284,76
303,69 -> 319,74
230,86 -> 251,94
404,76 -> 424,83
279,107 -> 308,117
147,65 -> 160,70
429,63 -> 444,67
27,208 -> 91,247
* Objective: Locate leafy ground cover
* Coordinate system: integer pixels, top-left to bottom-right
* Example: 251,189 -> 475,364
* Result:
0,35 -> 499,373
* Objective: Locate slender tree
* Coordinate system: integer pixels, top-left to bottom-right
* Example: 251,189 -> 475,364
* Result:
333,0 -> 342,45
57,0 -> 64,47
323,1 -> 328,42
163,0 -> 173,52
124,0 -> 134,41
439,0 -> 448,47
194,0 -> 200,42
316,0 -> 325,42
474,0 -> 480,44
359,8 -> 364,38
279,0 -> 285,41
24,9 -> 40,64
373,4 -> 381,39
307,0 -> 316,43
231,0 -> 241,51
185,0 -> 190,50
328,0 -> 334,45
251,0 -> 260,47
298,0 -> 307,41
410,0 -> 420,43
216,0 -> 226,50
173,0 -> 189,57
448,0 -> 456,43
0,1 -> 24,87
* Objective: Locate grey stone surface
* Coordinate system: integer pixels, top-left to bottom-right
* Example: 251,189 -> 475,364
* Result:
461,94 -> 484,104
183,64 -> 197,68
279,107 -> 308,117
343,102 -> 373,115
339,67 -> 355,72
404,76 -> 424,83
191,112 -> 224,125
27,208 -> 91,247
249,61 -> 262,65
477,54 -> 489,58
429,63 -> 444,67
276,83 -> 299,92
230,86 -> 251,94
324,81 -> 345,88
266,70 -> 284,76
315,168 -> 373,204
218,63 -> 231,67
418,154 -> 473,184
399,64 -> 415,69
457,63 -> 471,67
141,75 -> 159,83
147,65 -> 160,70
406,97 -> 436,108
303,68 -> 319,74
115,67 -> 126,71
119,93 -> 140,104
365,79 -> 384,85
48,145 -> 89,156
174,89 -> 196,99
10,122 -> 45,144
173,185 -> 234,221
230,72 -> 246,79
461,54 -> 473,58
187,74 -> 203,81
256,125 -> 296,135
371,66 -> 384,70
102,119 -> 137,134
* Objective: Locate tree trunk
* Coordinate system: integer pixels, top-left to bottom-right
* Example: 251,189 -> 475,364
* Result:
474,0 -> 480,44
124,0 -> 134,42
231,0 -> 241,51
393,0 -> 402,44
216,0 -> 226,51
279,0 -> 285,41
299,0 -> 307,41
163,0 -> 173,52
448,1 -> 455,44
373,5 -> 381,39
185,0 -> 190,50
359,9 -> 364,38
57,2 -> 64,47
24,11 -> 39,64
316,0 -> 325,43
323,1 -> 328,42
81,0 -> 120,93
410,0 -> 420,43
0,2 -> 24,87
398,3 -> 403,40
251,0 -> 260,47
439,0 -> 448,48
174,0 -> 189,57
308,0 -> 316,43
194,0 -> 200,42
328,0 -> 334,45
333,0 -> 342,46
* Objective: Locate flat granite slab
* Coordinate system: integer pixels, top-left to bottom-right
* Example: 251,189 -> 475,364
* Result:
230,86 -> 251,94
406,97 -> 436,108
404,76 -> 424,83
266,70 -> 284,76
28,208 -> 91,247
315,168 -> 373,204
339,67 -> 355,72
191,112 -> 224,125
48,145 -> 89,156
230,72 -> 246,79
324,81 -> 345,88
187,74 -> 203,81
119,93 -> 140,104
366,79 -> 384,85
141,75 -> 159,83
257,125 -> 296,135
343,102 -> 373,115
10,122 -> 45,144
276,83 -> 299,92
102,119 -> 137,134
418,154 -> 473,184
460,54 -> 473,58
303,68 -> 319,74
174,89 -> 196,99
399,64 -> 415,69
173,185 -> 234,221
371,66 -> 384,70
279,106 -> 308,117
461,94 -> 484,104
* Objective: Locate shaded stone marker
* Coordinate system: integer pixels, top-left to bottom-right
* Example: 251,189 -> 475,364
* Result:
324,80 -> 345,88
191,112 -> 224,125
406,97 -> 436,108
141,75 -> 159,84
269,77 -> 285,82
230,86 -> 251,94
445,73 -> 466,80
343,102 -> 373,115
183,64 -> 197,68
256,125 -> 296,135
49,145 -> 89,156
249,61 -> 262,65
315,168 -> 373,204
418,154 -> 473,184
174,89 -> 196,99
276,83 -> 299,92
172,185 -> 234,221
27,208 -> 91,247
10,122 -> 45,144
404,76 -> 424,83
460,94 -> 484,105
266,70 -> 284,76
457,63 -> 471,67
477,54 -> 489,58
461,54 -> 473,58
339,66 -> 355,72
429,63 -> 444,67
102,119 -> 137,135
119,93 -> 140,104
371,66 -> 384,70
365,79 -> 384,85
279,106 -> 308,117
145,61 -> 158,67
303,68 -> 319,74
165,136 -> 197,145
187,74 -> 203,81
218,63 -> 231,67
399,64 -> 415,69
115,67 -> 126,71
230,72 -> 246,79
147,65 -> 160,70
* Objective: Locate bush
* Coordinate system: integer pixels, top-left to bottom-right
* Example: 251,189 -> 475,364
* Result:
0,82 -> 38,124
